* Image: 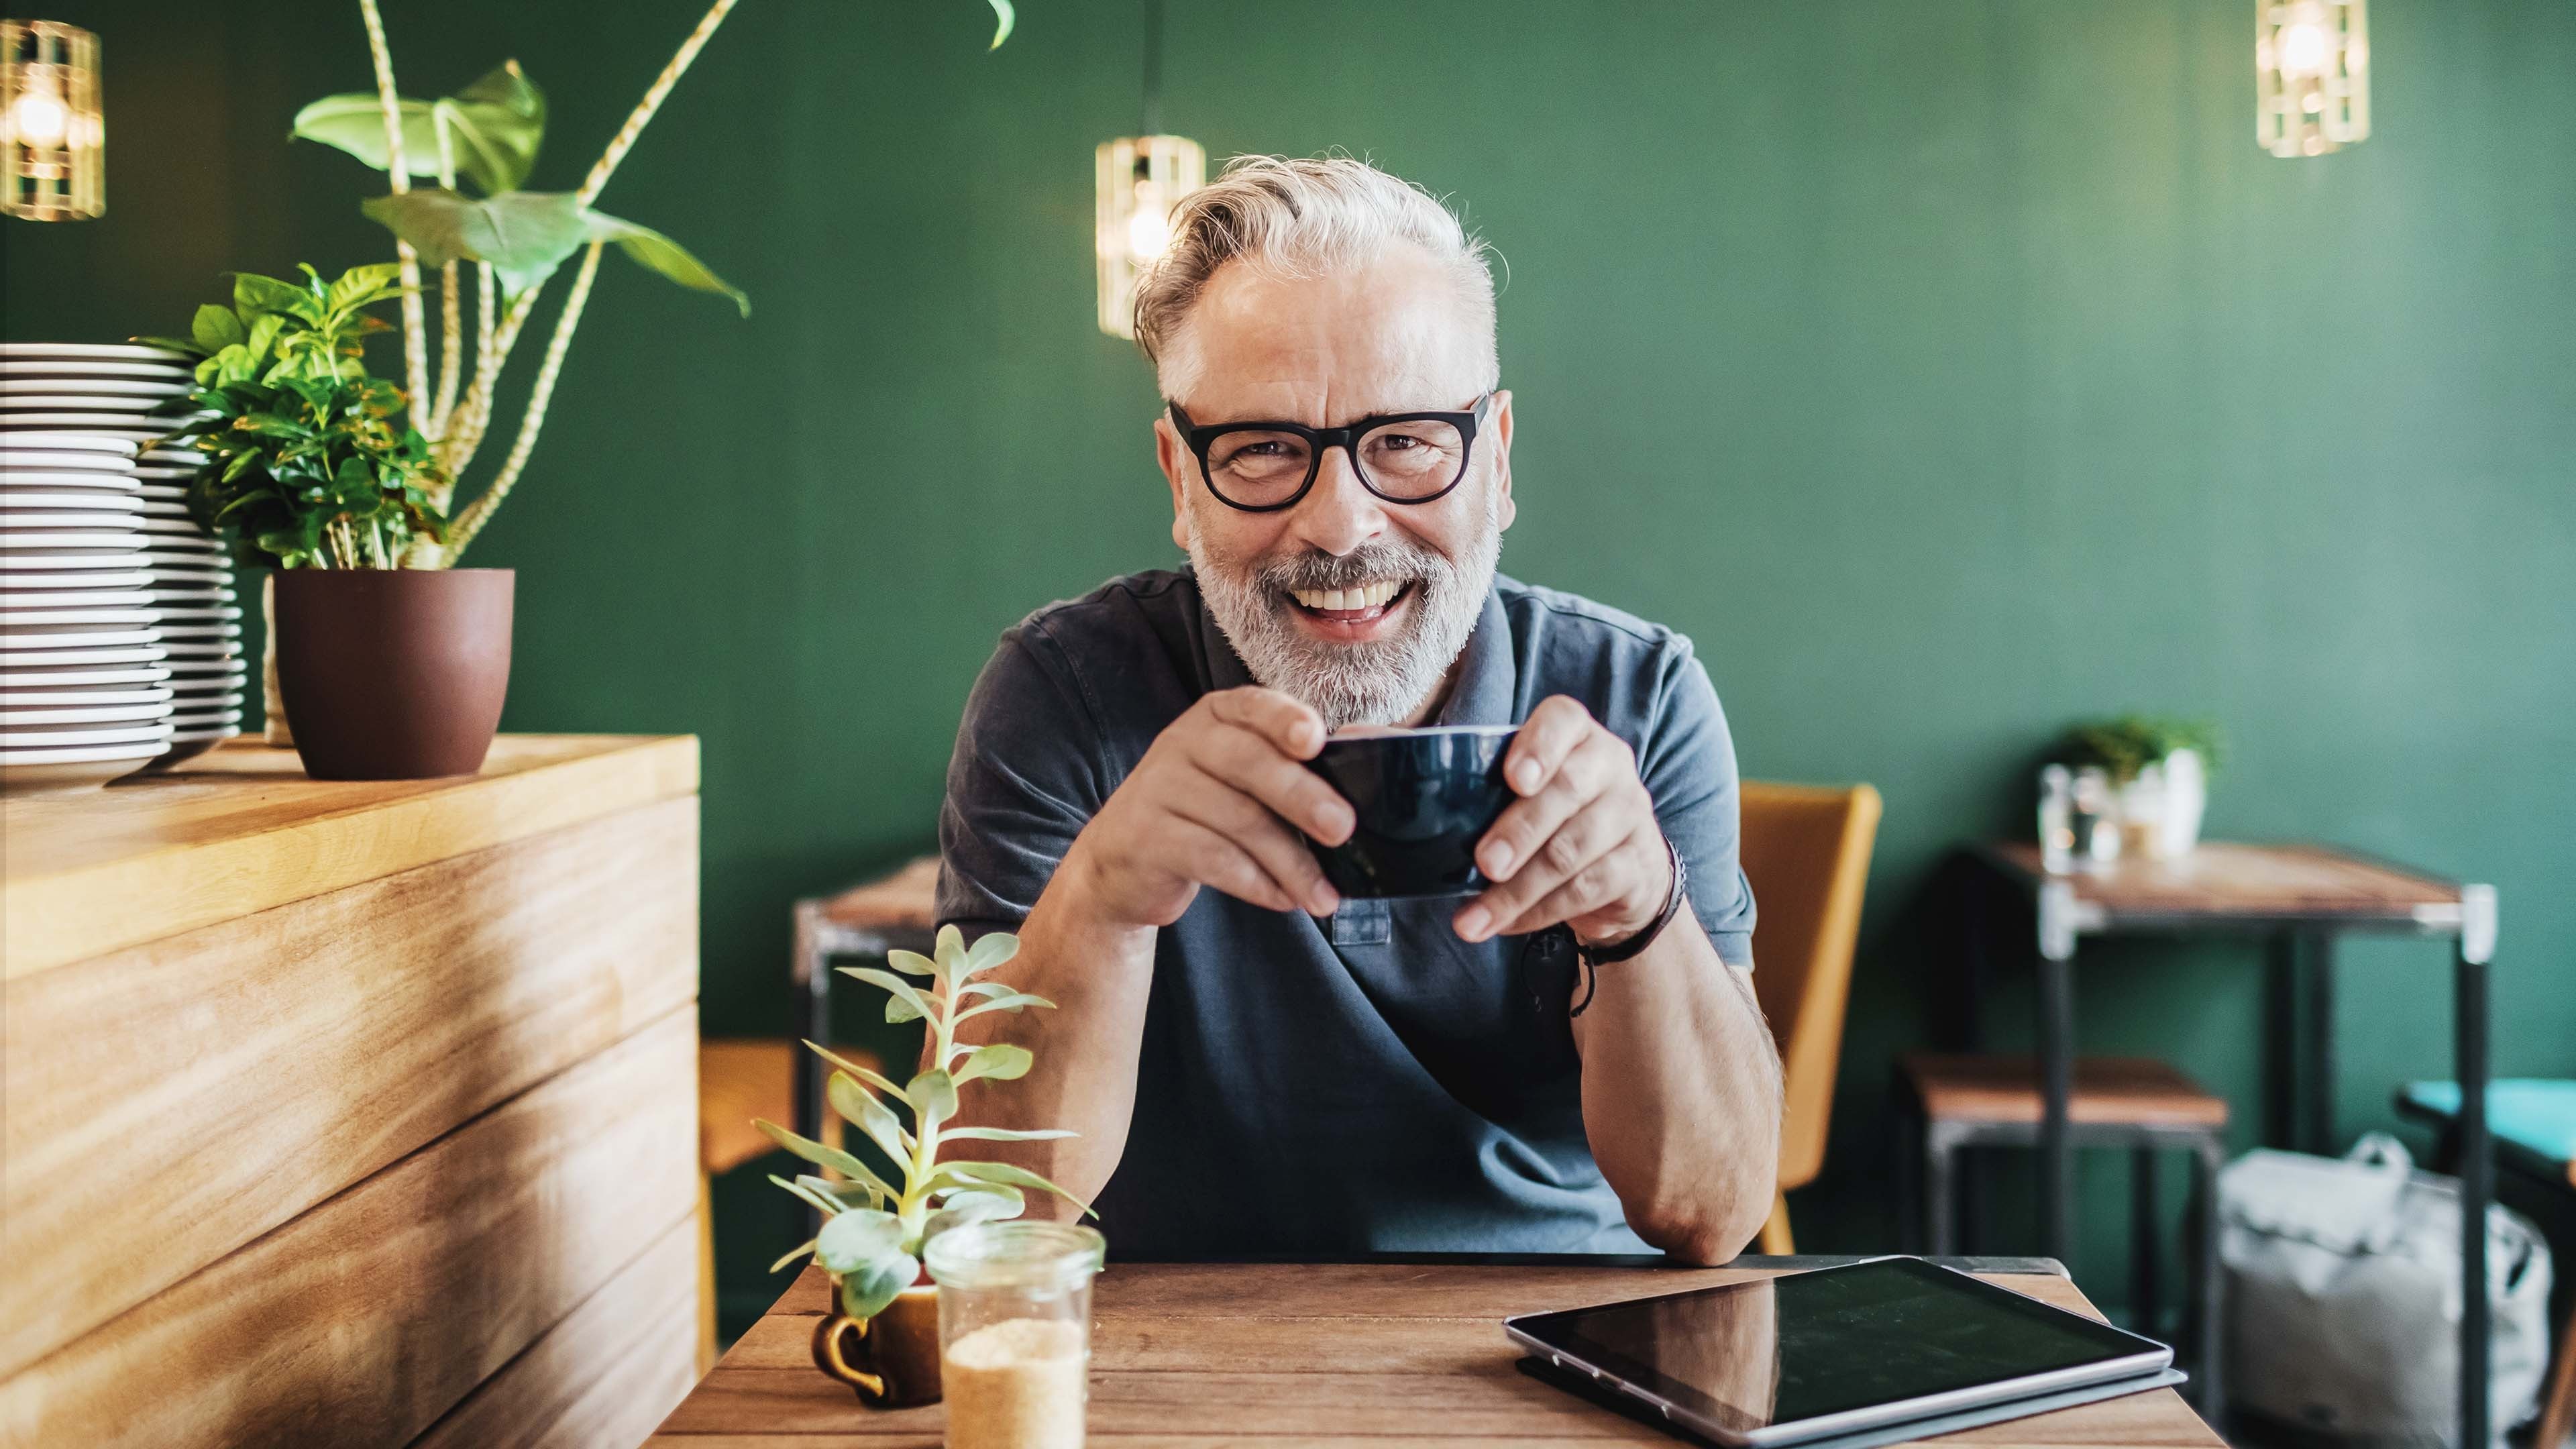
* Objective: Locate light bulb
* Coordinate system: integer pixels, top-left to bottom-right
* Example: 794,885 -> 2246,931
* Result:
1126,184 -> 1172,260
9,85 -> 68,148
2278,21 -> 2328,77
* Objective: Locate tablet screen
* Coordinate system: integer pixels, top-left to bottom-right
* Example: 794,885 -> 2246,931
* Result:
1509,1258 -> 2165,1436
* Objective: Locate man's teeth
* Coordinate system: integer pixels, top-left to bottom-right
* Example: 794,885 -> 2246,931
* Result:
1291,581 -> 1401,611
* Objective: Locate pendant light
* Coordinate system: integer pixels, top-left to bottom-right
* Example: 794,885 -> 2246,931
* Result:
1095,0 -> 1202,337
2258,0 -> 2369,158
2,19 -> 104,219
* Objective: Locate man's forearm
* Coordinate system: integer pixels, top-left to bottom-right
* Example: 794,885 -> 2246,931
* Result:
1570,909 -> 1782,1264
938,843 -> 1157,1210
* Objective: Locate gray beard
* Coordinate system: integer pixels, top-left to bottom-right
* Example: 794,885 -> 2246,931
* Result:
1188,492 -> 1502,731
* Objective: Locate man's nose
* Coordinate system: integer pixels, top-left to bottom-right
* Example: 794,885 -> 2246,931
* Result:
1289,446 -> 1389,557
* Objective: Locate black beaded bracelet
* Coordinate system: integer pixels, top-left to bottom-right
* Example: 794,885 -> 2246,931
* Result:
1568,837 -> 1688,1018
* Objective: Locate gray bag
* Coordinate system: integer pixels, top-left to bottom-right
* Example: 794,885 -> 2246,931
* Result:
2218,1134 -> 2555,1447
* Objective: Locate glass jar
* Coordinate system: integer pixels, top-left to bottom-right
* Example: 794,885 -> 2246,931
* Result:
923,1220 -> 1107,1449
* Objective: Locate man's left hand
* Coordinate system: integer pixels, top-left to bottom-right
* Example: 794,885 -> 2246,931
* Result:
1453,695 -> 1675,946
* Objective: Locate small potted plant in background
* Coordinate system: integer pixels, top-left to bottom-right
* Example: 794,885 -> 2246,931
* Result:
2058,715 -> 2223,859
755,925 -> 1089,1409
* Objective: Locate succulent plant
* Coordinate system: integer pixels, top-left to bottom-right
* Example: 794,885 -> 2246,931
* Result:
756,925 -> 1089,1320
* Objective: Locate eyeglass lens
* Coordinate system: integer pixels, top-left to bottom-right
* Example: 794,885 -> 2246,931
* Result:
1203,418 -> 1468,508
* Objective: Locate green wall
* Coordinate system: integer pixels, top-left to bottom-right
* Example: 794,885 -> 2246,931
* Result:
10,1 -> 2571,1327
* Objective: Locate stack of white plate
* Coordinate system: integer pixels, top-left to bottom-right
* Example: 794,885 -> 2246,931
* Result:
1,343 -> 234,788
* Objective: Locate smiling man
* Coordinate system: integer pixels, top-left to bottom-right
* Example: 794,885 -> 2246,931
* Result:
940,156 -> 1780,1263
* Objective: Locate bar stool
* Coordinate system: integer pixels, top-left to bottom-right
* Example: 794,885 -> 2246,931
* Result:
1899,1053 -> 2228,1414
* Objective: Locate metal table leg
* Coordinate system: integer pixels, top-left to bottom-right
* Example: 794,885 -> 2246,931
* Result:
2455,885 -> 2497,1449
2302,930 -> 2337,1154
2265,932 -> 2300,1149
2037,881 -> 2079,1269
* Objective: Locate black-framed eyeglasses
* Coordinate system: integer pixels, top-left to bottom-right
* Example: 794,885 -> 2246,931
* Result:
1167,392 -> 1497,513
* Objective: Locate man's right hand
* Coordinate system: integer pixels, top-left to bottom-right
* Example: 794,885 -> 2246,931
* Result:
1064,686 -> 1353,927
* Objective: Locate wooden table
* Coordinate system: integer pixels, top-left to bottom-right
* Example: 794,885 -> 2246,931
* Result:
1965,840 -> 2498,1449
649,1256 -> 2222,1446
3,735 -> 702,1449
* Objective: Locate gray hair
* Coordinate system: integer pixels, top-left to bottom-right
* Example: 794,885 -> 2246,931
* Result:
1133,154 -> 1499,398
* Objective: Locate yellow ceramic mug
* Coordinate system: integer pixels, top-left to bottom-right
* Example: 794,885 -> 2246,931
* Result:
811,1281 -> 944,1407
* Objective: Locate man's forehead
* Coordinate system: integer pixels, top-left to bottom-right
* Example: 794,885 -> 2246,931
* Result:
1176,248 -> 1487,420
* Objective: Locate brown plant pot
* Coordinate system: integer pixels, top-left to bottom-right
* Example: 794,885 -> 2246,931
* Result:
272,568 -> 514,781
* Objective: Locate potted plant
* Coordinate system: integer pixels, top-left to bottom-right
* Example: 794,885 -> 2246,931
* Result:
755,924 -> 1089,1409
146,264 -> 504,778
2057,715 -> 2223,859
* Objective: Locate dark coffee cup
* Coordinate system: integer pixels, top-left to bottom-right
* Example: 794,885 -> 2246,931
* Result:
1301,724 -> 1519,899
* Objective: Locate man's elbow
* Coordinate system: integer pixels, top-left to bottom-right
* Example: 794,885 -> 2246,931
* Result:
1629,1163 -> 1778,1266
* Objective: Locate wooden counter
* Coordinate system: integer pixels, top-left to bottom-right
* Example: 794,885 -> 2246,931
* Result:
1,736 -> 704,1449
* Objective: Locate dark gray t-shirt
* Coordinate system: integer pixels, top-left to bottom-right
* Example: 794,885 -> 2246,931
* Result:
938,568 -> 1754,1255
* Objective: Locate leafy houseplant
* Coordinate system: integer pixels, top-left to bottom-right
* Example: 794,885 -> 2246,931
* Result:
755,925 -> 1087,1406
148,264 -> 445,570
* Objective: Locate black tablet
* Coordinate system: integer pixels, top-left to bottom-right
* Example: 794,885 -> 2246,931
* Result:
1502,1257 -> 2173,1447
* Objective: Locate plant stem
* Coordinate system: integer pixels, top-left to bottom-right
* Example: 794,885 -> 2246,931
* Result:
427,108 -> 463,446
445,241 -> 604,561
356,0 -> 431,424
576,0 -> 741,209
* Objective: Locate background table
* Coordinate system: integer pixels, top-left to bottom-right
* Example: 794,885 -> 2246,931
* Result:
649,1254 -> 2221,1446
1964,841 -> 2498,1449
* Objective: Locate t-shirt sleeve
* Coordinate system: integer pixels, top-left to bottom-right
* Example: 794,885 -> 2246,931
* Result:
1637,639 -> 1757,968
936,625 -> 1108,932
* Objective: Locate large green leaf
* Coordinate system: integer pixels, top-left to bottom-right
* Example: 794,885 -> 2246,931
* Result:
753,1118 -> 898,1202
360,189 -> 746,313
939,1124 -> 1074,1142
839,1250 -> 920,1320
292,61 -> 546,195
962,930 -> 1020,979
829,1071 -> 914,1171
814,1208 -> 904,1275
987,0 -> 1014,50
951,1042 -> 1032,1085
929,1159 -> 1095,1217
923,1187 -> 1022,1243
804,1039 -> 908,1100
906,1069 -> 959,1134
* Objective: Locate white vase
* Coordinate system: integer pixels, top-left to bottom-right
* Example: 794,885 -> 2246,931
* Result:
2158,748 -> 2206,856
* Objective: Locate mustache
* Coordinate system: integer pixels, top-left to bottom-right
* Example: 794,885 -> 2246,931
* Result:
1254,541 -> 1452,594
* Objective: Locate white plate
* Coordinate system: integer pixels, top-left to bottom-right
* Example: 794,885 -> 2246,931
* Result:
148,572 -> 233,589
165,722 -> 244,744
0,589 -> 153,608
0,700 -> 170,725
1,533 -> 152,549
0,684 -> 175,708
170,681 -> 246,700
0,343 -> 191,362
167,662 -> 248,680
1,608 -> 159,627
0,378 -> 192,398
0,621 -> 159,642
0,520 -> 146,538
0,721 -> 172,746
0,494 -> 145,513
0,396 -> 179,413
138,484 -> 186,499
1,476 -> 144,495
156,623 -> 244,641
1,571 -> 153,589
0,432 -> 138,454
0,549 -> 150,567
0,360 -> 193,380
0,643 -> 167,667
0,665 -> 172,688
0,737 -> 170,789
0,412 -> 191,430
1,458 -> 142,480
158,640 -> 242,658
170,702 -> 244,720
152,602 -> 242,621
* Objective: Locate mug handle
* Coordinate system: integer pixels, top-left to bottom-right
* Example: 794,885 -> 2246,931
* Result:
811,1313 -> 888,1401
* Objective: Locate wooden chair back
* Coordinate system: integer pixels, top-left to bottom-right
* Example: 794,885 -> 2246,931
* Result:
1739,781 -> 1882,1197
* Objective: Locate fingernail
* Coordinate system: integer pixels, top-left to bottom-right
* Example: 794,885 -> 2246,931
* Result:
1313,887 -> 1340,915
1482,842 -> 1514,877
1456,906 -> 1491,940
1295,722 -> 1322,753
1513,761 -> 1541,792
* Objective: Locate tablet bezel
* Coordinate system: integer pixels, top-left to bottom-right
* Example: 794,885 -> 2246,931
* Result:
1501,1256 -> 2174,1447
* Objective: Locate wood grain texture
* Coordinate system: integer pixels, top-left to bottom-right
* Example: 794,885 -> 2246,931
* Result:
1982,841 -> 2459,922
0,1009 -> 700,1449
409,1213 -> 703,1449
647,1262 -> 2220,1446
1902,1055 -> 2230,1128
2,733 -> 698,978
1,796 -> 700,1379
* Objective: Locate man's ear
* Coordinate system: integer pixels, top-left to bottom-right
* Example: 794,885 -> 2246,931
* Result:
1156,413 -> 1193,551
1489,388 -> 1516,531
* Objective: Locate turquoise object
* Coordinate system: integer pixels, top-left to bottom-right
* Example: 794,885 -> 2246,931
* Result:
2400,1079 -> 2576,1172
